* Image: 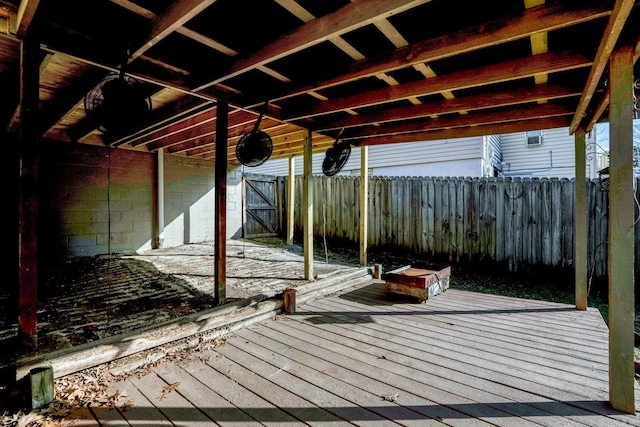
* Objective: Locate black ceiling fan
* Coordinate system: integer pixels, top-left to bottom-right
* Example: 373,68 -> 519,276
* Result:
236,103 -> 273,167
322,134 -> 351,176
84,51 -> 152,136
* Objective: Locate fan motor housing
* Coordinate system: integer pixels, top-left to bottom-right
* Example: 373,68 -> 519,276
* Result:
84,73 -> 152,135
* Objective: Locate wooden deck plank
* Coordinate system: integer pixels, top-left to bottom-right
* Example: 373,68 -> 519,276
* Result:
352,285 -> 610,358
213,342 -> 406,427
241,325 -> 513,427
233,327 -> 495,427
424,290 -> 610,340
51,281 -> 639,427
109,377 -> 174,426
90,407 -> 129,427
346,289 -> 609,373
251,321 -> 547,427
390,294 -> 609,351
153,363 -> 263,426
129,371 -> 218,426
311,294 -> 610,387
265,316 -> 622,427
306,283 -> 640,425
201,349 -> 354,426
247,321 -> 638,427
342,286 -> 610,368
276,306 -> 638,424
432,287 -> 609,327
227,328 -> 453,427
59,407 -> 100,426
299,298 -> 611,404
441,287 -> 607,321
180,359 -> 306,427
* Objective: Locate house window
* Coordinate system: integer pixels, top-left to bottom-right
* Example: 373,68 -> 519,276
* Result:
526,130 -> 543,146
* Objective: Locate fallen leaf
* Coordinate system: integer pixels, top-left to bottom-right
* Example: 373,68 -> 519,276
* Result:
163,382 -> 180,394
382,393 -> 398,402
120,400 -> 134,412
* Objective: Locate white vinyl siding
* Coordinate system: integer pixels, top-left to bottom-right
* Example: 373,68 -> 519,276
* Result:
248,137 -> 483,177
499,127 -> 575,177
482,134 -> 502,176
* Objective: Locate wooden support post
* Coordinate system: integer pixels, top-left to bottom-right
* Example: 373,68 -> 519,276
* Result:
360,146 -> 369,266
303,129 -> 314,280
287,154 -> 295,245
18,36 -> 40,348
30,366 -> 54,409
373,264 -> 383,280
156,149 -> 164,248
283,288 -> 297,314
215,101 -> 228,305
607,44 -> 635,414
574,130 -> 587,310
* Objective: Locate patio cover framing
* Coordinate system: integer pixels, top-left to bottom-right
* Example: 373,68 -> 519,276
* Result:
3,0 -> 639,413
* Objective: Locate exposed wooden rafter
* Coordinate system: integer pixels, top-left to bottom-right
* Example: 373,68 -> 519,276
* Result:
193,0 -> 433,91
569,0 -> 636,133
286,51 -> 591,121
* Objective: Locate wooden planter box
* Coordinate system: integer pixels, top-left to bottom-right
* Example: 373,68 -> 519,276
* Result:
382,265 -> 451,303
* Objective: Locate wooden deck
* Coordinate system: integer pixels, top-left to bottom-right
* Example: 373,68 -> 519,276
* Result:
59,281 -> 640,426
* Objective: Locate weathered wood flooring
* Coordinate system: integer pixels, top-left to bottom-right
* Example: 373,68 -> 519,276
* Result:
62,281 -> 640,426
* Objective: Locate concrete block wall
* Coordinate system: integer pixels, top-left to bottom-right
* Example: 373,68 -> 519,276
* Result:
39,141 -> 245,263
163,155 -> 215,247
40,141 -> 155,262
226,166 -> 243,239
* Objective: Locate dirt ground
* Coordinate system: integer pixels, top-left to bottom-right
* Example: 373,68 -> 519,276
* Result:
0,239 -> 360,359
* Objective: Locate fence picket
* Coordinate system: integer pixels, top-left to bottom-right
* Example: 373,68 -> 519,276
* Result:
273,175 -> 620,278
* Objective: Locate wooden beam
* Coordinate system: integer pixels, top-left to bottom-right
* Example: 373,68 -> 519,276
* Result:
303,129 -> 313,280
194,0 -> 432,91
178,125 -> 324,158
356,116 -> 571,146
575,33 -> 640,132
574,130 -> 587,311
7,50 -> 51,134
112,0 -> 290,88
36,44 -> 232,108
130,0 -> 218,61
569,0 -> 636,133
214,101 -> 228,305
526,0 -> 548,87
110,96 -> 214,147
147,110 -> 260,152
286,155 -> 295,245
35,67 -> 108,135
286,51 -> 591,120
342,103 -> 573,140
131,106 -> 221,148
247,1 -> 611,107
18,36 -> 40,347
14,0 -> 40,37
313,84 -> 582,132
359,146 -> 368,266
607,44 -> 635,414
585,90 -> 610,131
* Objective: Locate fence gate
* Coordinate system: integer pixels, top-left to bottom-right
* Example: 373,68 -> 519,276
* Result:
243,173 -> 279,238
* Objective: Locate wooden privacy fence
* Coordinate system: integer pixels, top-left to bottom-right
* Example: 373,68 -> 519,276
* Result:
274,175 -> 625,279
